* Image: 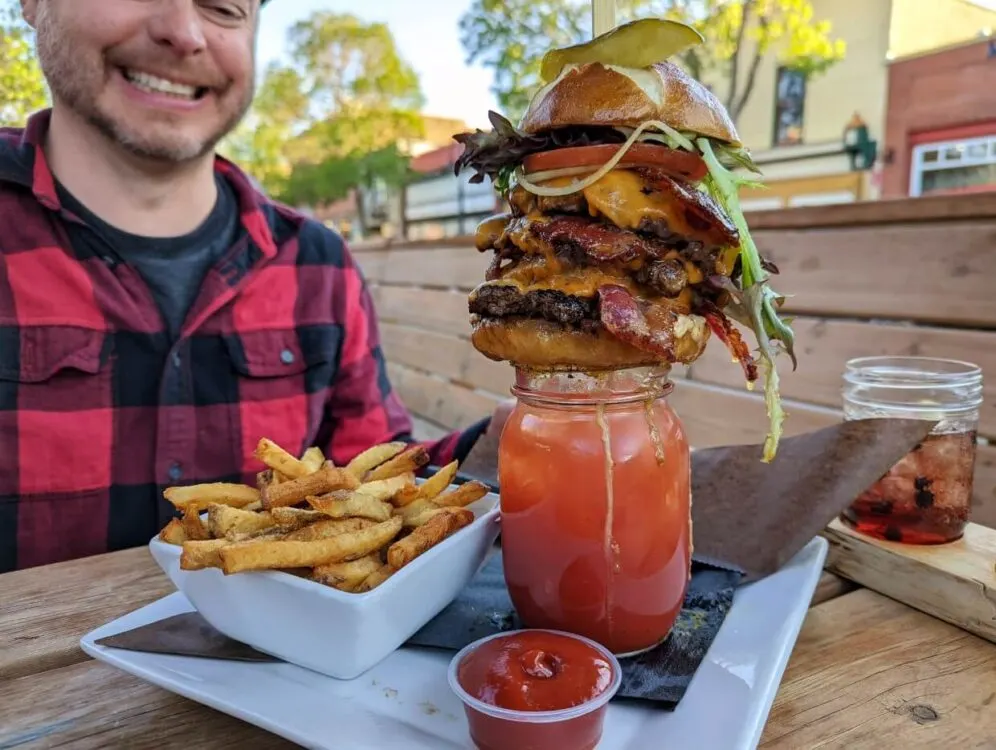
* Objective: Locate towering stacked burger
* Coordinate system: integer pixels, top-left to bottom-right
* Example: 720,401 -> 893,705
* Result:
453,20 -> 796,460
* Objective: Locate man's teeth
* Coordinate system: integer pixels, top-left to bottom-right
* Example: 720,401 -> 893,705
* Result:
124,70 -> 200,99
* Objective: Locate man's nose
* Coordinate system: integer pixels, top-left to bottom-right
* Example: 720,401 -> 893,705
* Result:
148,0 -> 208,56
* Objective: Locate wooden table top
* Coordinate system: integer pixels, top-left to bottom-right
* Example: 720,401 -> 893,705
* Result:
2,548 -> 995,749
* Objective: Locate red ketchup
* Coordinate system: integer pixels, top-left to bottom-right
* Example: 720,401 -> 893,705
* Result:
448,629 -> 622,750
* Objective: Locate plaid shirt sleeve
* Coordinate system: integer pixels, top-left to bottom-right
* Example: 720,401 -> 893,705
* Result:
320,242 -> 490,469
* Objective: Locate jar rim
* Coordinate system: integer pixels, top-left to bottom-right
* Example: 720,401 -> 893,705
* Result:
844,356 -> 982,386
511,366 -> 674,406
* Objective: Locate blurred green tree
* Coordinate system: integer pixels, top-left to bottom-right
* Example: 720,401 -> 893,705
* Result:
223,11 -> 424,223
0,1 -> 48,126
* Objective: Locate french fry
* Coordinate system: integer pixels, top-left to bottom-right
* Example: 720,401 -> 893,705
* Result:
219,516 -> 403,574
283,517 -> 375,542
301,447 -> 326,473
261,464 -> 359,509
268,507 -> 325,527
180,539 -> 230,570
402,504 -> 449,529
227,526 -> 292,543
345,441 -> 407,479
181,509 -> 211,540
307,491 -> 393,522
256,469 -> 288,488
243,500 -> 264,512
387,508 -> 473,570
394,461 -> 458,507
355,473 -> 415,506
164,483 -> 260,512
418,460 -> 459,500
355,564 -> 394,592
364,445 -> 429,482
434,480 -> 489,509
397,497 -> 439,523
254,438 -> 311,480
158,518 -> 188,545
311,554 -> 383,591
208,504 -> 275,539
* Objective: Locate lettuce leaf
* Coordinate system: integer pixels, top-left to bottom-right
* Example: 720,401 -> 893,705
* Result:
696,138 -> 797,463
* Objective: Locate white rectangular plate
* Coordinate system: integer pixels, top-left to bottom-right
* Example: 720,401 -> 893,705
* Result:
81,537 -> 827,750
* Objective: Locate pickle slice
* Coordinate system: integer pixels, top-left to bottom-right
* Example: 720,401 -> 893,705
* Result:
540,18 -> 705,82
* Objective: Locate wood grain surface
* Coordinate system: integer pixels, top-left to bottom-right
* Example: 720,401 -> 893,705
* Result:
0,660 -> 293,749
0,548 -> 171,681
823,519 -> 996,645
760,588 -> 996,748
810,571 -> 857,606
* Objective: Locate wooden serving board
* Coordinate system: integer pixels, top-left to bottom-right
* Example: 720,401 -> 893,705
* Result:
822,518 -> 996,645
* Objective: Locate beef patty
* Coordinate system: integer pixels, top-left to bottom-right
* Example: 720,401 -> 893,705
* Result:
470,285 -> 598,329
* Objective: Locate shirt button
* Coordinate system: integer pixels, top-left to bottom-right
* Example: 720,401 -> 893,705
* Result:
172,352 -> 182,368
280,349 -> 296,365
168,462 -> 183,482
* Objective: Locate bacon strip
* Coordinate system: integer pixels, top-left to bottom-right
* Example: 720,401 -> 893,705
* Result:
596,284 -> 676,358
634,167 -> 739,248
701,303 -> 758,383
529,215 -> 668,264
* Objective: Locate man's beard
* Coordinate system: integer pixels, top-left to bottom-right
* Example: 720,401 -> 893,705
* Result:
34,5 -> 254,163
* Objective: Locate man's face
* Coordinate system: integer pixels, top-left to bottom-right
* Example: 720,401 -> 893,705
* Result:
25,0 -> 259,163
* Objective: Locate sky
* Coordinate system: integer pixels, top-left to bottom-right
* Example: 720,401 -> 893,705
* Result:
256,0 -> 500,129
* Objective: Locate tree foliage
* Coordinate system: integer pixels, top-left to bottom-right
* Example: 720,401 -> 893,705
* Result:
459,0 -> 846,123
221,64 -> 309,197
225,12 -> 424,215
0,1 -> 48,126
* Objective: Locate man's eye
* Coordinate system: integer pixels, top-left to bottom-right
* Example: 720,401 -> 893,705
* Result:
201,1 -> 248,21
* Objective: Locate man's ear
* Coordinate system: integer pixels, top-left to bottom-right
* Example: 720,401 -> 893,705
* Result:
20,0 -> 38,28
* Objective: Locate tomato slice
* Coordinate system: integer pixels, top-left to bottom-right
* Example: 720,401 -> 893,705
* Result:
522,143 -> 707,182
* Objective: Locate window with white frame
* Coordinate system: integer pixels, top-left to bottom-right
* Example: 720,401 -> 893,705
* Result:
909,135 -> 996,197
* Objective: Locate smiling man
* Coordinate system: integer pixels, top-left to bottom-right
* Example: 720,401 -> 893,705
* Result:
0,0 -> 508,573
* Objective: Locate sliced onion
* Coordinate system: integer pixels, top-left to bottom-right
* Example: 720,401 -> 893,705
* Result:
518,165 -> 598,183
515,119 -> 699,198
615,125 -> 698,151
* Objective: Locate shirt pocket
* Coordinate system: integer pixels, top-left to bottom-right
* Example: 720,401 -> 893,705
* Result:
222,327 -> 340,460
0,326 -> 114,496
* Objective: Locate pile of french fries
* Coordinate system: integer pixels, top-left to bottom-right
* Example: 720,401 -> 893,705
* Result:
157,438 -> 489,593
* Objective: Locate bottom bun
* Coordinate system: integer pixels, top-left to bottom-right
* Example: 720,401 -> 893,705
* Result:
470,316 -> 710,371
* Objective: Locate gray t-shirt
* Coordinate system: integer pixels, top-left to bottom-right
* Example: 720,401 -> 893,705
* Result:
56,174 -> 240,339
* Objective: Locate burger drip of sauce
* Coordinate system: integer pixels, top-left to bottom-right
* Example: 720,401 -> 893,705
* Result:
688,488 -> 695,581
595,403 -> 619,639
643,397 -> 668,466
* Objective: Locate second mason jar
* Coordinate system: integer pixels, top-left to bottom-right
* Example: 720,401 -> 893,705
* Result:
497,366 -> 691,656
841,356 -> 983,544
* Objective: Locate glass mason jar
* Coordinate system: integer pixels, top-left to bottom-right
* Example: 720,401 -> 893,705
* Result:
841,356 -> 983,544
497,366 -> 692,656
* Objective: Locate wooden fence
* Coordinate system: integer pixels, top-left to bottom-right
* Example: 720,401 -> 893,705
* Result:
352,193 -> 996,526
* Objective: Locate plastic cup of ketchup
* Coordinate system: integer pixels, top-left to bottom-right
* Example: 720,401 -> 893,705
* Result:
447,629 -> 622,750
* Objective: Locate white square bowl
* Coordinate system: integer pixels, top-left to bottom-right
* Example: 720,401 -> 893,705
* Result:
148,489 -> 501,680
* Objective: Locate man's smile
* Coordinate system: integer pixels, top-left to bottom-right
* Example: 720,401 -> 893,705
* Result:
120,68 -> 209,101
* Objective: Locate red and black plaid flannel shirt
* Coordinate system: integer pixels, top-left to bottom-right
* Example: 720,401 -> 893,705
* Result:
0,110 -> 488,573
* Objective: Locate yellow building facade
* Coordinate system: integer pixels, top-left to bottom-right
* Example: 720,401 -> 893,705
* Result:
710,0 -> 996,210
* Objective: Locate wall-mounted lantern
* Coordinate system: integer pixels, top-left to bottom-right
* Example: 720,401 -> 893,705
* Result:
843,112 -> 878,171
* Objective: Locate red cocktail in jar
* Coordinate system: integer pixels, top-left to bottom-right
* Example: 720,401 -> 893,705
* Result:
448,629 -> 622,750
498,367 -> 691,656
841,356 -> 983,544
